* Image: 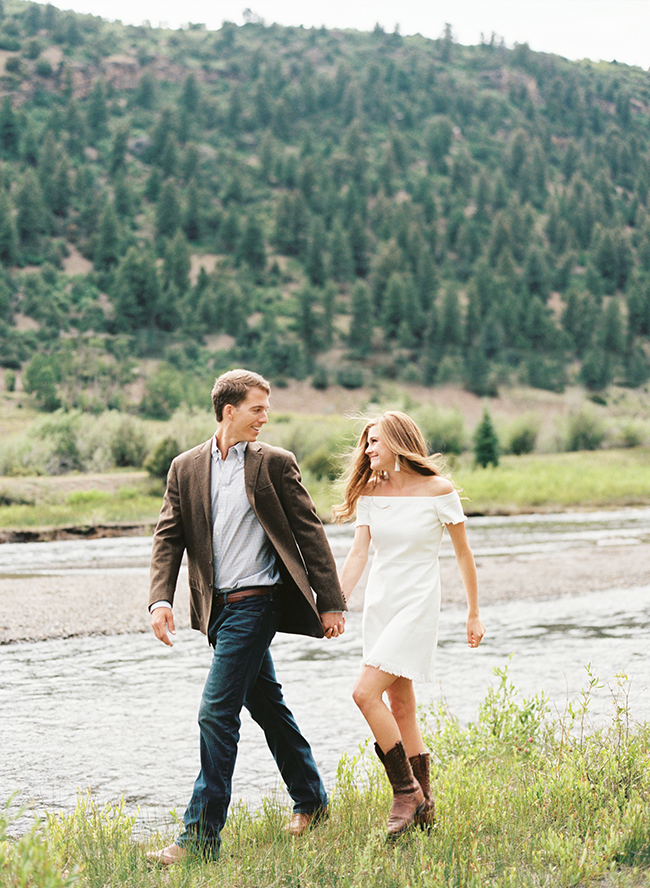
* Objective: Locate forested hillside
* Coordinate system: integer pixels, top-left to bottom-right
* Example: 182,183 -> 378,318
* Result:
1,3 -> 650,416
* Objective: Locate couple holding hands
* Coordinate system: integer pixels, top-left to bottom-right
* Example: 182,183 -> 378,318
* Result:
147,368 -> 485,866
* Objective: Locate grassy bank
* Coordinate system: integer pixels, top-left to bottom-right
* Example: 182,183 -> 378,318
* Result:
3,667 -> 650,887
452,447 -> 650,514
1,448 -> 650,536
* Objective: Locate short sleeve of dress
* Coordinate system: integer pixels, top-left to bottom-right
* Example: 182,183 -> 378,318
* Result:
355,496 -> 370,527
435,490 -> 466,525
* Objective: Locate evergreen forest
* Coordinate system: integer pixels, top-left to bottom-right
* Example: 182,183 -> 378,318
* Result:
1,3 -> 650,416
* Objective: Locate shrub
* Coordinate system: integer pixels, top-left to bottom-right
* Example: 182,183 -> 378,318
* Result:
110,416 -> 148,467
413,405 -> 467,455
311,366 -> 329,390
145,435 -> 180,478
140,365 -> 185,419
35,59 -> 53,77
301,444 -> 342,481
336,366 -> 364,389
504,414 -> 540,455
563,406 -> 605,451
35,411 -> 84,474
4,56 -> 21,73
23,353 -> 61,411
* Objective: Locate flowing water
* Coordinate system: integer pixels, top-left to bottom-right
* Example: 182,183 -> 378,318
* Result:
2,509 -> 650,836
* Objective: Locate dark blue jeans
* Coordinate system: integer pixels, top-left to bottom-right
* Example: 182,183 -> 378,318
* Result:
176,593 -> 328,858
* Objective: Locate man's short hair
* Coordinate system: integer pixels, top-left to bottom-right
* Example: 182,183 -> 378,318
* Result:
211,369 -> 271,421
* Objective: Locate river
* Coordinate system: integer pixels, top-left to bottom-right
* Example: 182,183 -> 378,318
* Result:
2,509 -> 650,836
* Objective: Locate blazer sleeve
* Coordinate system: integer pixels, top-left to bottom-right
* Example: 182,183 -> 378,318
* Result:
277,453 -> 346,614
148,458 -> 187,609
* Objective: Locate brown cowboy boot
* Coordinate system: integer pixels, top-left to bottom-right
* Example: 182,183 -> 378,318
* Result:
410,753 -> 435,831
375,741 -> 424,837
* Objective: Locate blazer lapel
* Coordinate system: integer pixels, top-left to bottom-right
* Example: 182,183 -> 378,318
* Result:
244,442 -> 263,509
194,438 -> 213,530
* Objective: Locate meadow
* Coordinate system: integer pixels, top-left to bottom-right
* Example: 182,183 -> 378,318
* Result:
3,667 -> 650,887
1,446 -> 650,535
2,390 -> 650,534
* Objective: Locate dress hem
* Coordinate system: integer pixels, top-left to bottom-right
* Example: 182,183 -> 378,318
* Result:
362,656 -> 434,684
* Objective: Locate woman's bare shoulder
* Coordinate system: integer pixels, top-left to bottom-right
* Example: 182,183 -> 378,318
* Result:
425,475 -> 455,496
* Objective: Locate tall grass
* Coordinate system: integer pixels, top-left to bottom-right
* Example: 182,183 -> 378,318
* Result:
4,667 -> 650,887
454,448 -> 650,513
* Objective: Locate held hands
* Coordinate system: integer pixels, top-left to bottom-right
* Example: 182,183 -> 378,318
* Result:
321,611 -> 345,639
151,606 -> 176,647
466,614 -> 486,649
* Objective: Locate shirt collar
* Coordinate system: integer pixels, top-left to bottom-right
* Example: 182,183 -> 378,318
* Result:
211,435 -> 248,461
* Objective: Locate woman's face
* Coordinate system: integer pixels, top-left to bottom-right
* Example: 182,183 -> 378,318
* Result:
365,424 -> 393,474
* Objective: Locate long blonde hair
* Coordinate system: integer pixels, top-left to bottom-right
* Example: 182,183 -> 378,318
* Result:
333,411 -> 446,523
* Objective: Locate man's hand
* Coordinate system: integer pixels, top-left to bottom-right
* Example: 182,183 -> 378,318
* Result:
321,611 -> 345,639
151,606 -> 176,647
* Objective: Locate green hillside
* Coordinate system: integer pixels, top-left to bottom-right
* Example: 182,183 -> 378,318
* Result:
1,3 -> 650,415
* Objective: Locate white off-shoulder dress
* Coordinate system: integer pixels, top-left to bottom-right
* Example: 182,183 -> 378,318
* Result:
355,491 -> 466,683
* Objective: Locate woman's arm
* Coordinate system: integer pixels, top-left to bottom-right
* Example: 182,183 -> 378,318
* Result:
446,520 -> 486,648
339,524 -> 371,604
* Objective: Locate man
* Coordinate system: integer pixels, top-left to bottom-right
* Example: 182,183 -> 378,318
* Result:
147,368 -> 346,865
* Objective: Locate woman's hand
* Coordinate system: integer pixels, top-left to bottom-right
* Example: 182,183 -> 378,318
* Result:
466,615 -> 485,648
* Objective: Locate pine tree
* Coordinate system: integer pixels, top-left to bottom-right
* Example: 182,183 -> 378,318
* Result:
156,181 -> 181,239
473,410 -> 499,468
237,216 -> 266,274
348,280 -> 373,356
162,229 -> 191,295
304,219 -> 326,286
86,79 -> 108,140
15,171 -> 48,252
329,220 -> 354,282
0,97 -> 19,158
184,181 -> 201,242
0,187 -> 17,264
112,246 -> 161,331
49,159 -> 71,217
110,126 -> 129,174
94,201 -> 121,272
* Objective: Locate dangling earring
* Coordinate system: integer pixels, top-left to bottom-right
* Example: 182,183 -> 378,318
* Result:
394,455 -> 401,472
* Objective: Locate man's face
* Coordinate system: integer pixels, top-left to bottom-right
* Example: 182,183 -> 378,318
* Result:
227,387 -> 270,443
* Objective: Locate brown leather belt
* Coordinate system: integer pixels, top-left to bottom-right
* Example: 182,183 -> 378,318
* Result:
214,586 -> 272,606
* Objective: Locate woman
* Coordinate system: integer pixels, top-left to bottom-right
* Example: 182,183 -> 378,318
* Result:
334,411 -> 485,837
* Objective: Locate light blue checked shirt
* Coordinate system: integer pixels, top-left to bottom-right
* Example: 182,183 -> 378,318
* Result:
210,437 -> 279,591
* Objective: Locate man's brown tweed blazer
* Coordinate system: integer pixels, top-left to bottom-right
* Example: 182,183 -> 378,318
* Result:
149,438 -> 346,639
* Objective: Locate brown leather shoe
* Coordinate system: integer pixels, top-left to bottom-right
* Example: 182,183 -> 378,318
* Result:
146,843 -> 188,866
283,808 -> 329,837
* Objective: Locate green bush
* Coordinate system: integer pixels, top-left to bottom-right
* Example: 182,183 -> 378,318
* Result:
563,406 -> 606,452
504,413 -> 540,455
140,365 -> 186,419
4,55 -> 21,73
145,435 -> 180,478
311,365 -> 329,390
35,58 -> 53,77
0,36 -> 21,51
413,405 -> 467,455
336,366 -> 364,389
301,443 -> 342,481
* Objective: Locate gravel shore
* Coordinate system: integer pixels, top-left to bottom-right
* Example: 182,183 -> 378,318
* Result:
1,539 -> 648,645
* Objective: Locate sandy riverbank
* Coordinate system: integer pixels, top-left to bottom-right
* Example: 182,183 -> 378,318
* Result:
1,539 -> 648,645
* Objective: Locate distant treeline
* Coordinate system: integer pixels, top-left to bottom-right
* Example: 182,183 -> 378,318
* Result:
1,3 -> 650,414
